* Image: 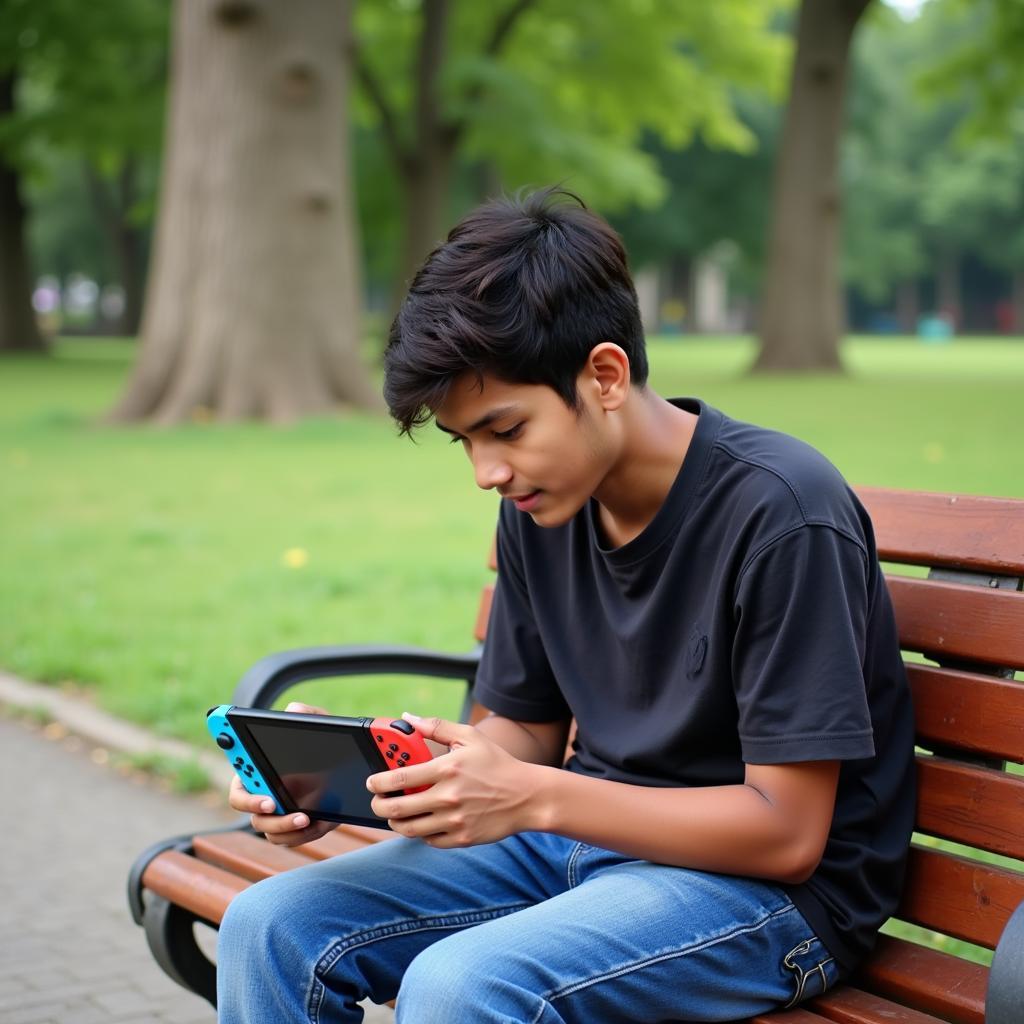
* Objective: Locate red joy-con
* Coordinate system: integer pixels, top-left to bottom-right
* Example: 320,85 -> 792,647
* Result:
369,718 -> 433,794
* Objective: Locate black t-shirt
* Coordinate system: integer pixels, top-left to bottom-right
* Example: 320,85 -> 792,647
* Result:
473,398 -> 916,973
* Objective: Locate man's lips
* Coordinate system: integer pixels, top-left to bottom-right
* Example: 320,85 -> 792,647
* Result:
503,490 -> 542,511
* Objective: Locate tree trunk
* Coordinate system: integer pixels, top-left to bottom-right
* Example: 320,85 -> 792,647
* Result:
391,0 -> 456,310
111,0 -> 378,423
0,71 -> 48,354
394,148 -> 456,305
359,0 -> 532,315
753,0 -> 870,372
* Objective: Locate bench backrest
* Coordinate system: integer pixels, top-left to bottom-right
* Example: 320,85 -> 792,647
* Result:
470,486 -> 1024,1024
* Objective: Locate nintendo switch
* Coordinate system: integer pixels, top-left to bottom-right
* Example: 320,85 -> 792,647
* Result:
206,705 -> 433,829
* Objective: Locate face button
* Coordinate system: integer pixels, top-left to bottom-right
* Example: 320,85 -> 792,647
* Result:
388,743 -> 399,752
217,733 -> 235,750
399,752 -> 411,762
389,720 -> 415,735
386,750 -> 395,759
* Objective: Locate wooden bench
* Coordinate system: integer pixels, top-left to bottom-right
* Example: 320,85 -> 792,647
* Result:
128,485 -> 1024,1023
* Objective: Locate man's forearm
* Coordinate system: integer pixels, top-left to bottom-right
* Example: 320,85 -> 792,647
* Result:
524,763 -> 834,885
473,713 -> 568,766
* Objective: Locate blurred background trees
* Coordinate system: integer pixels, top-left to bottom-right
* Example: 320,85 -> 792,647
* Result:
0,0 -> 165,352
1,0 -> 1023,417
110,0 -> 378,423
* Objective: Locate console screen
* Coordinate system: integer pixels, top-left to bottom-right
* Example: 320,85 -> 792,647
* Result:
243,720 -> 377,820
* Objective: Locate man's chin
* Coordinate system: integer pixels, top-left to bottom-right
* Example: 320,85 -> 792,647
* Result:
527,496 -> 583,528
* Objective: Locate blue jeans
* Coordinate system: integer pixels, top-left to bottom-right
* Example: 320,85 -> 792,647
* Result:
217,832 -> 840,1023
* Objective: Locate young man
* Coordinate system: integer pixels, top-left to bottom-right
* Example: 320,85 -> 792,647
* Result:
218,189 -> 915,1023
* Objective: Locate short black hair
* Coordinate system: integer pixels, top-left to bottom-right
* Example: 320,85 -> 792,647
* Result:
383,187 -> 647,435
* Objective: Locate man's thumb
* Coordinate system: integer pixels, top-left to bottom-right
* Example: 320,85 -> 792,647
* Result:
402,712 -> 470,747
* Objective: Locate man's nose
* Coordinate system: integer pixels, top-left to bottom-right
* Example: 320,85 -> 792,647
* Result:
473,450 -> 513,491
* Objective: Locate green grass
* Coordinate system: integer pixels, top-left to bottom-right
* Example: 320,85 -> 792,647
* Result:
112,750 -> 212,794
1,334 -> 1022,746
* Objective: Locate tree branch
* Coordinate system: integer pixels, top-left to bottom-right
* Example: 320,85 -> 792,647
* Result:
351,43 -> 412,174
415,0 -> 448,152
444,0 -> 536,151
484,0 -> 536,58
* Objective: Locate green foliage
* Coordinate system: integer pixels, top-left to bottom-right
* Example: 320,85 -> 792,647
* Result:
448,0 -> 789,202
610,95 -> 779,286
0,0 -> 167,290
917,0 -> 1024,138
842,6 -> 935,300
353,0 -> 792,280
919,122 -> 1024,271
842,2 -> 1024,304
0,0 -> 167,170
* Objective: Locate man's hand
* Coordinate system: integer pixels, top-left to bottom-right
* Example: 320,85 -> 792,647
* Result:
226,701 -> 337,847
366,713 -> 542,848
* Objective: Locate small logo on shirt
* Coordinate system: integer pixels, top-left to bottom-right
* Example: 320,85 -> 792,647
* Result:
687,629 -> 708,678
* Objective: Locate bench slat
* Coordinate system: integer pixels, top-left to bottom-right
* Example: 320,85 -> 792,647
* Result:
908,664 -> 1024,764
888,576 -> 1024,668
141,850 -> 249,926
808,986 -> 949,1024
895,845 -> 1024,949
917,756 -> 1024,860
856,488 -> 1024,575
856,935 -> 986,1024
749,1010 -> 836,1024
193,832 -> 317,881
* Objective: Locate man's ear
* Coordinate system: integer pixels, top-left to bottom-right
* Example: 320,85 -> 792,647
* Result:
582,343 -> 631,411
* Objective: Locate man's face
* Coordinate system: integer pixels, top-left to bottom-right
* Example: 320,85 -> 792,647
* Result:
434,372 -> 614,527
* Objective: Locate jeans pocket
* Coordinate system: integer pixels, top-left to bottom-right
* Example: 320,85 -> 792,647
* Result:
781,936 -> 838,1009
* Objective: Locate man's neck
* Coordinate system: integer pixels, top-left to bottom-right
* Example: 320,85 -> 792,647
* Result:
593,394 -> 698,549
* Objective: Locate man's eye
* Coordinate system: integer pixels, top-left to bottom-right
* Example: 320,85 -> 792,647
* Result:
448,434 -> 466,445
493,423 -> 523,442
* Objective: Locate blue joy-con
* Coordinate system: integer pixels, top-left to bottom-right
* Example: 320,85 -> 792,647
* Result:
206,705 -> 285,814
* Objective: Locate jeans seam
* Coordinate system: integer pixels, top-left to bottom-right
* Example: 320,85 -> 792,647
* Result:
537,900 -> 798,1016
782,936 -> 836,1009
566,843 -> 588,889
306,903 -> 531,1023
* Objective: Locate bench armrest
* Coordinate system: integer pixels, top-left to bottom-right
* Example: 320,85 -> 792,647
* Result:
231,643 -> 482,717
987,898 -> 1024,1024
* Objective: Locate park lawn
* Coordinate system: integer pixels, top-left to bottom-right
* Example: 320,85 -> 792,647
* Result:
1,334 -> 1023,749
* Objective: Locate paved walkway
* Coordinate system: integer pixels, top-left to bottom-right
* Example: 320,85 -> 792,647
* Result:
0,694 -> 394,1023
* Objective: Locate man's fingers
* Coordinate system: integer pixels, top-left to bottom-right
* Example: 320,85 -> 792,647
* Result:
370,789 -> 435,821
261,817 -> 335,847
250,810 -> 312,835
366,759 -> 438,795
228,776 -> 278,814
285,701 -> 329,715
402,712 -> 474,748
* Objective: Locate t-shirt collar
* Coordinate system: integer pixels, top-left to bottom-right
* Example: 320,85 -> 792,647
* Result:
586,398 -> 723,567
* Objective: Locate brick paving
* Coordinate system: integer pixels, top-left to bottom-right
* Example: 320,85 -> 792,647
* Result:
0,708 -> 394,1023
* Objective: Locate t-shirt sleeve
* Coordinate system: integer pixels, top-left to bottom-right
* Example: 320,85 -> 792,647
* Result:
472,513 -> 571,722
732,524 -> 876,764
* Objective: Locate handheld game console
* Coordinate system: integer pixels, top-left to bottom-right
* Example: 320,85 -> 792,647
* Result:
206,705 -> 433,829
